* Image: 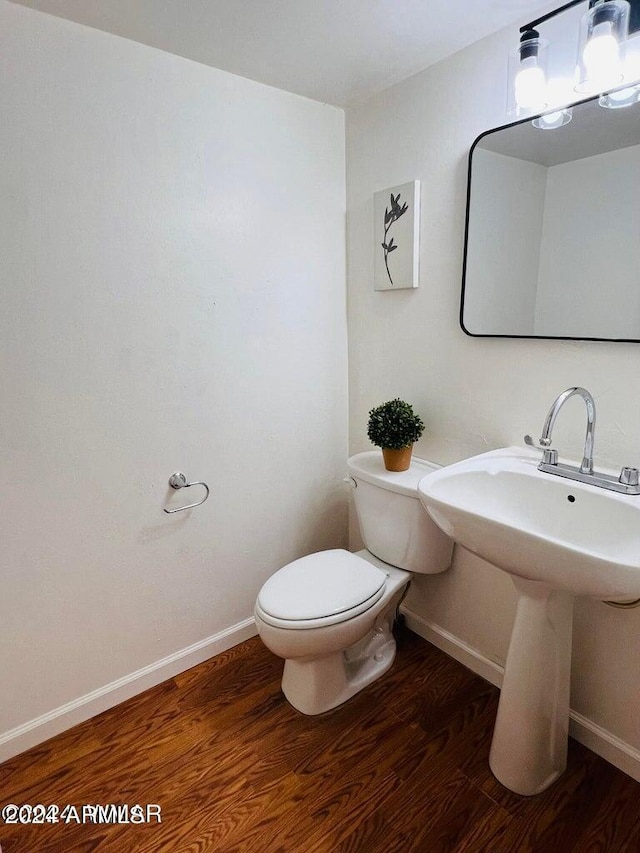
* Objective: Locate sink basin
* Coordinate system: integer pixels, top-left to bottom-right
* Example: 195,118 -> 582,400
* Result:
417,446 -> 640,601
417,446 -> 640,796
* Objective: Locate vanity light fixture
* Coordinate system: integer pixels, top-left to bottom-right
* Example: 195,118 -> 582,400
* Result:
575,0 -> 629,93
599,24 -> 640,103
509,29 -> 549,112
509,0 -> 640,123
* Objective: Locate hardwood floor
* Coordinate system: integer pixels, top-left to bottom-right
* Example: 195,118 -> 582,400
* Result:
2,627 -> 640,852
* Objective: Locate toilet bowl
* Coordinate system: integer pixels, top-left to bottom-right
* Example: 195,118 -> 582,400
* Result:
255,548 -> 409,714
254,451 -> 453,715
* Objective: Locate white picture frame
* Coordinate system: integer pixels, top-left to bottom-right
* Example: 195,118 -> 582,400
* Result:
373,180 -> 420,291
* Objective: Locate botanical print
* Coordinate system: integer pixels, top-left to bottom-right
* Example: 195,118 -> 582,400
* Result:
373,181 -> 420,291
381,192 -> 408,286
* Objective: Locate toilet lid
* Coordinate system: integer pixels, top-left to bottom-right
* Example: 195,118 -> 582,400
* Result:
258,549 -> 387,622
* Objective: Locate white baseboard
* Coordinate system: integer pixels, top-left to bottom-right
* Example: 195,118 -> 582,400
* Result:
402,605 -> 640,784
402,607 -> 505,689
568,711 -> 640,784
0,617 -> 257,764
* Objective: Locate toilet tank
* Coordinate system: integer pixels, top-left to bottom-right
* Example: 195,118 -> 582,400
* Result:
347,451 -> 453,574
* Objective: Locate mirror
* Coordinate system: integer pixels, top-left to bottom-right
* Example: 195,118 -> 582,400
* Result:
461,96 -> 640,341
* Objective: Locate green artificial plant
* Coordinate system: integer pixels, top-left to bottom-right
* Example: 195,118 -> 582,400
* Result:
367,398 -> 425,450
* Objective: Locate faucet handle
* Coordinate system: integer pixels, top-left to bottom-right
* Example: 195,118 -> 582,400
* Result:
524,435 -> 558,465
524,434 -> 553,450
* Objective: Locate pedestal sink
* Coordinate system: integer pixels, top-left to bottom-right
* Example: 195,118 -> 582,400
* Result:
417,446 -> 640,795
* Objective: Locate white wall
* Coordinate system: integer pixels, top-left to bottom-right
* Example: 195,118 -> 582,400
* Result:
0,1 -> 347,757
464,148 -> 546,336
346,26 -> 640,769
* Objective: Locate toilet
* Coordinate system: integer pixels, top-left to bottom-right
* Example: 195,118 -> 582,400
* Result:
254,451 -> 453,715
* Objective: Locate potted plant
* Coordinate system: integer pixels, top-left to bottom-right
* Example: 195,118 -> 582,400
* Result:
367,398 -> 425,472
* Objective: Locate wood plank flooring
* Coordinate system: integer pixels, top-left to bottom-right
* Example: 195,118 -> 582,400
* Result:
1,626 -> 640,852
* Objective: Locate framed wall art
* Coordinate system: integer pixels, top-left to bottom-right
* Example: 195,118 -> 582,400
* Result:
373,180 -> 420,291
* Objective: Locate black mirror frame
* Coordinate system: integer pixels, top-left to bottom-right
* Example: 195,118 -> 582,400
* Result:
460,93 -> 640,344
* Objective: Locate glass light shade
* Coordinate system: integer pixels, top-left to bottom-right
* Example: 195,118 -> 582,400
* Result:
508,34 -> 549,116
599,83 -> 640,106
532,108 -> 573,128
576,0 -> 630,93
516,62 -> 547,107
622,30 -> 640,84
599,29 -> 640,105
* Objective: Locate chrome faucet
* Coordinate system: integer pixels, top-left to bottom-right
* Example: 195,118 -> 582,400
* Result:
525,387 -> 640,495
540,386 -> 596,474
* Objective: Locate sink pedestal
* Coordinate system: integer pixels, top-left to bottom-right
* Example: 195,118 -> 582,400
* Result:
489,577 -> 574,796
418,446 -> 640,795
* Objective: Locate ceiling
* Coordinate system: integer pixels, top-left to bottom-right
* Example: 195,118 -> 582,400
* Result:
10,0 -> 558,107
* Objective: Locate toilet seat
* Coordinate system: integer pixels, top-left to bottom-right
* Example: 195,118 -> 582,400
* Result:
256,549 -> 388,630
